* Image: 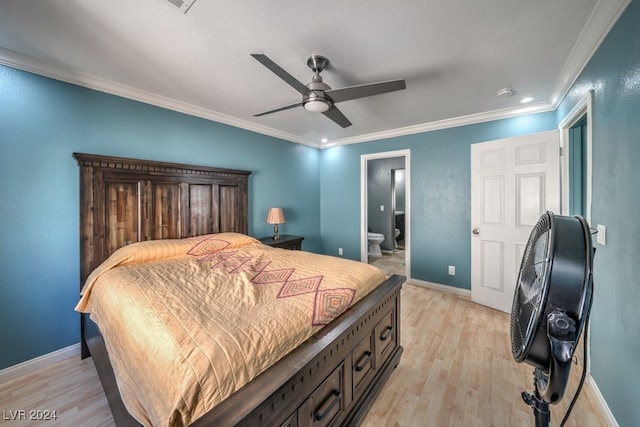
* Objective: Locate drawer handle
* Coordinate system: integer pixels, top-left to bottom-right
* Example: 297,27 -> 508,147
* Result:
379,325 -> 393,341
355,351 -> 372,372
314,390 -> 341,421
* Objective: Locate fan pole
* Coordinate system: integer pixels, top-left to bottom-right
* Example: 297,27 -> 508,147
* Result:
522,370 -> 551,427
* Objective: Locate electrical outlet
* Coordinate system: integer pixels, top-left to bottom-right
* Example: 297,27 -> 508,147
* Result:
448,265 -> 456,276
338,247 -> 343,256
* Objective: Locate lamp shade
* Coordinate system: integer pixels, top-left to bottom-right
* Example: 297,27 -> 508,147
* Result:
266,207 -> 285,224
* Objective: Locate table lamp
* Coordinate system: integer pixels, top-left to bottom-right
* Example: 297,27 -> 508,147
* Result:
266,207 -> 285,240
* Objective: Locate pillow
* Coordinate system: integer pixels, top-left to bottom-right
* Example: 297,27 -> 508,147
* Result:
186,232 -> 261,256
75,232 -> 260,312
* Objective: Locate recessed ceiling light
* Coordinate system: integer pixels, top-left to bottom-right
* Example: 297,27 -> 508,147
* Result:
521,97 -> 534,103
321,138 -> 328,143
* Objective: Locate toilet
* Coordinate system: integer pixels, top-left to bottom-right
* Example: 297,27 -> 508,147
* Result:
367,232 -> 385,256
394,228 -> 400,249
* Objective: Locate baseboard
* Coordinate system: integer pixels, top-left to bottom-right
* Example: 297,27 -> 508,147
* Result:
407,278 -> 471,299
0,343 -> 80,384
587,375 -> 619,426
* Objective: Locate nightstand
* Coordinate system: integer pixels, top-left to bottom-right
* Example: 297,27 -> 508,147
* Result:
259,235 -> 304,250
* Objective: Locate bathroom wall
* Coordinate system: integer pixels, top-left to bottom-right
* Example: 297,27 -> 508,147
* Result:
367,156 -> 405,252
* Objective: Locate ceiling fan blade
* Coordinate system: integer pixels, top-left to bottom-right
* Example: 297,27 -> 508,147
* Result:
322,105 -> 352,128
251,54 -> 310,96
254,101 -> 303,117
326,79 -> 406,103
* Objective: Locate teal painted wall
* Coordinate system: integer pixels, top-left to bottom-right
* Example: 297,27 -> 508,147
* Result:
557,1 -> 640,424
320,113 -> 557,288
0,65 -> 321,370
2,3 -> 639,424
319,3 -> 640,421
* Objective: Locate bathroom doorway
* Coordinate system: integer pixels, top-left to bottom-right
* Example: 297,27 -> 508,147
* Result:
392,168 -> 406,251
361,150 -> 410,279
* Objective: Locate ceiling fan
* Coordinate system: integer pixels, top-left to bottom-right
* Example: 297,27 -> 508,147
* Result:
250,54 -> 406,128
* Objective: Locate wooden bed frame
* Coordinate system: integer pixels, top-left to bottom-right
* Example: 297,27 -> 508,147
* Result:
74,153 -> 404,426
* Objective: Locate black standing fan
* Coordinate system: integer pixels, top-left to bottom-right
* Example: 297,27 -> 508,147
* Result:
510,211 -> 594,427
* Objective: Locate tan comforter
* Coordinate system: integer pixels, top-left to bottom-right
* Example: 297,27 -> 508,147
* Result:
76,233 -> 386,427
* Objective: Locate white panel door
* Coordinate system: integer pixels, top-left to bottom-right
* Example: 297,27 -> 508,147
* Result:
471,130 -> 560,313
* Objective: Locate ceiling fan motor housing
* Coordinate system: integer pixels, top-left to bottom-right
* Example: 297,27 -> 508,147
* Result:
510,212 -> 593,403
303,75 -> 333,112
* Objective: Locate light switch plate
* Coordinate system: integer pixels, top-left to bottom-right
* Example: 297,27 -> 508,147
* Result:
380,205 -> 384,211
596,224 -> 606,245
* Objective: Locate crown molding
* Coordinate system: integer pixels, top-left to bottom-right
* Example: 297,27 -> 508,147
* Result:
0,47 -> 319,149
324,0 -> 630,149
321,101 -> 555,148
549,0 -> 631,107
0,0 -> 628,152
0,46 -> 554,148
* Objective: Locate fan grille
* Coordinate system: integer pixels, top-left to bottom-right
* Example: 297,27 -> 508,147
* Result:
511,212 -> 552,361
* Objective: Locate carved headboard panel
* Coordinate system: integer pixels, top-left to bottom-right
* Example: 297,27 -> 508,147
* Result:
74,153 -> 251,283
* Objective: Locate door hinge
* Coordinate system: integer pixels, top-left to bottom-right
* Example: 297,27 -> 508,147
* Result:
559,147 -> 563,156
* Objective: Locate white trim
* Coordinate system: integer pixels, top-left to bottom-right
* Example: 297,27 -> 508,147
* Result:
588,376 -> 619,426
324,102 -> 554,148
0,48 -> 319,149
549,0 -> 631,106
0,44 -> 553,150
361,150 -> 411,281
559,90 -> 593,223
0,343 -> 80,385
0,1 -> 627,149
407,278 -> 472,299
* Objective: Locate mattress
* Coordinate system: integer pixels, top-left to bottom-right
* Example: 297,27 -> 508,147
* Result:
75,233 -> 386,426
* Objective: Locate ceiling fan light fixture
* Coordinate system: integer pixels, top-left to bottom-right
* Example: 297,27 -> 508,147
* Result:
303,99 -> 330,113
251,53 -> 405,128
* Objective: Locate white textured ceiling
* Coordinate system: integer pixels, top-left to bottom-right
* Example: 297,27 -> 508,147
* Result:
0,0 -> 629,147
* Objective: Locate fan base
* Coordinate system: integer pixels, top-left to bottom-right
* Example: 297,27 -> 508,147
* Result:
522,389 -> 550,427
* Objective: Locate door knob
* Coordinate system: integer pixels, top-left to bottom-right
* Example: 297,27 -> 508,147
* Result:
472,228 -> 480,235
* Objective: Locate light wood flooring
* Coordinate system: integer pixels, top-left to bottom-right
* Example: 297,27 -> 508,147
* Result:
361,284 -> 607,426
0,284 -> 607,426
369,249 -> 406,277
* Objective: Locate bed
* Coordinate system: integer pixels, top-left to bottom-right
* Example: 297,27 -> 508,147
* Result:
74,153 -> 404,426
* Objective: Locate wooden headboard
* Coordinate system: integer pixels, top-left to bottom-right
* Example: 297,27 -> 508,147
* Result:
74,153 -> 252,283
